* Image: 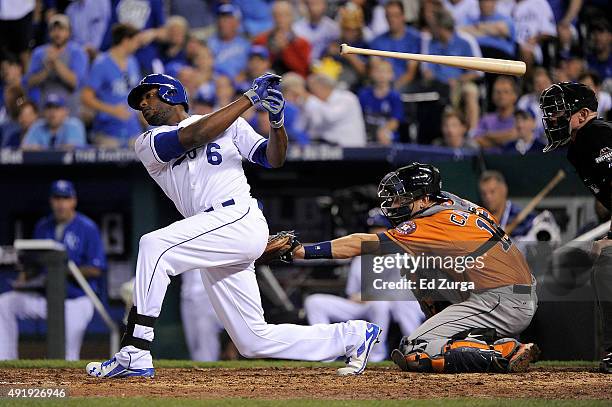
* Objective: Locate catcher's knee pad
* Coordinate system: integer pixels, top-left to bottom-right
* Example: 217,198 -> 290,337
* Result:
120,306 -> 157,351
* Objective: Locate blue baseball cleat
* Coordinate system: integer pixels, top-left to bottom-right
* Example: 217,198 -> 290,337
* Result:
86,357 -> 155,378
337,323 -> 382,376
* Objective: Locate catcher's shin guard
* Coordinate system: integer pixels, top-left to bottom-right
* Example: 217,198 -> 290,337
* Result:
392,346 -> 509,374
120,306 -> 157,351
392,330 -> 525,373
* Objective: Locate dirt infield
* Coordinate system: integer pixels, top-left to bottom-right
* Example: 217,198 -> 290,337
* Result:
0,365 -> 610,400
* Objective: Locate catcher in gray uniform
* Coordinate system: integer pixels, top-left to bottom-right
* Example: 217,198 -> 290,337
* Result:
261,163 -> 540,373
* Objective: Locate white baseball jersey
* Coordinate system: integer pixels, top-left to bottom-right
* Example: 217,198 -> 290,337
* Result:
134,115 -> 267,218
118,112 -> 373,370
512,0 -> 556,45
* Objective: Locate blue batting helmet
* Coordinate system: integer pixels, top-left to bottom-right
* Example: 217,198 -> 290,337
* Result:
127,73 -> 189,112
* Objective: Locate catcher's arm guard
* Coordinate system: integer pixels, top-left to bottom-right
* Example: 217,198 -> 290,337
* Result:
255,231 -> 302,265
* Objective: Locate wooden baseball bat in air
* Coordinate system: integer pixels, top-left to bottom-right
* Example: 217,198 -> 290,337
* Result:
340,44 -> 526,76
505,169 -> 566,235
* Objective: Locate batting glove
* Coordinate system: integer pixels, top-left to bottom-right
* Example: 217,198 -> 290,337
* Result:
261,85 -> 285,128
244,72 -> 282,106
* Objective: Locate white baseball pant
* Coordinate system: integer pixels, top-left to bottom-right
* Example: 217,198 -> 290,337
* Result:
0,291 -> 94,360
117,199 -> 368,369
304,294 -> 390,361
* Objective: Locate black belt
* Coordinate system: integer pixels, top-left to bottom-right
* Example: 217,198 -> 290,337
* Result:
204,199 -> 235,212
513,284 -> 532,294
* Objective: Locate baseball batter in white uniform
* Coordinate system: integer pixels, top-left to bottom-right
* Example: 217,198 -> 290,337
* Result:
86,73 -> 381,378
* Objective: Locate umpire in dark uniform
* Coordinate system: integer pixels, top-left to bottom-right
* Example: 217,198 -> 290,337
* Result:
540,82 -> 612,373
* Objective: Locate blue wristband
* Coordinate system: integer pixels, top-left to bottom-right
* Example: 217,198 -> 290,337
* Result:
303,241 -> 332,259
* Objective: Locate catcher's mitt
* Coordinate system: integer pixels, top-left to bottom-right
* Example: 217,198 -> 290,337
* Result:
255,231 -> 301,265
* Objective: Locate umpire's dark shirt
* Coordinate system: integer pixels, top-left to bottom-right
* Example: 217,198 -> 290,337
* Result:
567,118 -> 612,210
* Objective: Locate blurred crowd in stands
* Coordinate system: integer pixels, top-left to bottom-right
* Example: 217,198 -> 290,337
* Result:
0,0 -> 610,152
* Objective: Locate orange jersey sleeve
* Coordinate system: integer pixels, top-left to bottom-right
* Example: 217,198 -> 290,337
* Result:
382,209 -> 532,290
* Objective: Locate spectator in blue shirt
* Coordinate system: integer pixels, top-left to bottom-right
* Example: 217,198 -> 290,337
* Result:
460,0 -> 516,59
103,0 -> 166,74
233,0 -> 274,37
208,4 -> 252,81
479,171 -> 536,238
22,93 -> 86,150
65,0 -> 112,57
358,58 -> 404,144
23,14 -> 88,117
0,180 -> 107,360
421,9 -> 482,130
81,24 -> 143,148
369,1 -> 421,89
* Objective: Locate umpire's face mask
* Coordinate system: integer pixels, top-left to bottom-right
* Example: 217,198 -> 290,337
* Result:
540,88 -> 572,152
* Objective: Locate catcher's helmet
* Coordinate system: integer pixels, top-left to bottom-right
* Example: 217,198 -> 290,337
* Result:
539,82 -> 598,152
378,163 -> 443,225
127,73 -> 189,112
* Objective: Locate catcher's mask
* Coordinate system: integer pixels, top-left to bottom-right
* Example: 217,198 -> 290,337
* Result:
378,163 -> 443,226
539,82 -> 597,152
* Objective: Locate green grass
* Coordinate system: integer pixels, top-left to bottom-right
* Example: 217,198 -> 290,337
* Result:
0,359 -> 599,369
1,399 -> 610,407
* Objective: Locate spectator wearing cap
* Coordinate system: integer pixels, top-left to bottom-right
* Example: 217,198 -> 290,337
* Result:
369,0 -> 421,90
23,14 -> 89,117
586,20 -> 612,82
81,23 -> 142,148
65,0 -> 112,57
472,75 -> 518,149
102,0 -> 166,75
502,109 -> 546,155
253,0 -> 312,78
421,9 -> 482,131
293,0 -> 340,61
208,4 -> 251,81
460,0 -> 516,60
21,94 -> 86,150
0,180 -> 106,361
